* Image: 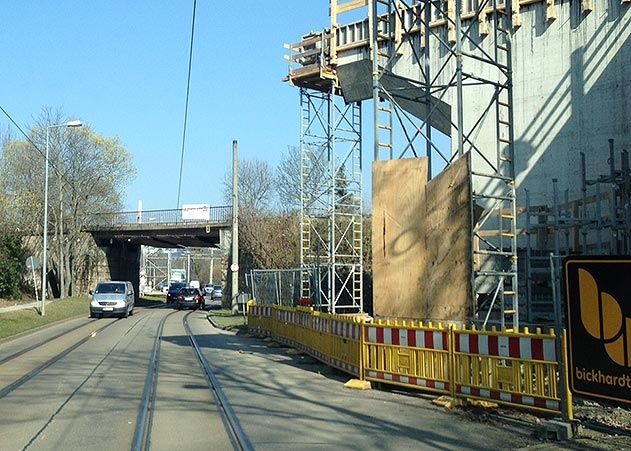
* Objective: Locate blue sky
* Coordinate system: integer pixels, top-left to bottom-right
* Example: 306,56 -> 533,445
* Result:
0,2 -> 331,211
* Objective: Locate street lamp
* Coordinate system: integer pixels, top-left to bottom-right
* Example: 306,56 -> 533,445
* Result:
41,120 -> 83,316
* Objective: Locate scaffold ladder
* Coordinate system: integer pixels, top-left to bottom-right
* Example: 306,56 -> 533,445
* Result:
473,0 -> 519,331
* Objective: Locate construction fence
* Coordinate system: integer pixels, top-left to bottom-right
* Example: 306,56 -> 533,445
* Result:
248,303 -> 573,418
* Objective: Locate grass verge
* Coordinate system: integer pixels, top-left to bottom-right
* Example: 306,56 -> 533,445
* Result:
0,297 -> 89,341
208,309 -> 248,331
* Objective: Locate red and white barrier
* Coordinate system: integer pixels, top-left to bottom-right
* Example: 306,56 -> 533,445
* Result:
455,332 -> 556,362
365,326 -> 449,351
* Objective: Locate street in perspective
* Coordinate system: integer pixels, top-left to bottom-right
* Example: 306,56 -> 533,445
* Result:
1,1 -> 631,450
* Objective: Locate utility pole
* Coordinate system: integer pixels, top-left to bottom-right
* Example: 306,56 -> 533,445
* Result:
209,248 -> 214,284
167,250 -> 172,284
186,250 -> 191,282
231,140 -> 239,313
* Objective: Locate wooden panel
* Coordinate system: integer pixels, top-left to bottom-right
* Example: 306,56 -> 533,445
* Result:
372,158 -> 428,319
372,156 -> 472,321
424,155 -> 471,320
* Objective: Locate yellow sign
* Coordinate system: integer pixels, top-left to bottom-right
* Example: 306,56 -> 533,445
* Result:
564,257 -> 631,405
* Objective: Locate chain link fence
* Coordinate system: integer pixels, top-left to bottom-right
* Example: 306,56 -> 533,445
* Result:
250,268 -> 317,307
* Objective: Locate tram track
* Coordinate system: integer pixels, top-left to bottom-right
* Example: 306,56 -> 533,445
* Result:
0,317 -> 131,400
21,312 -> 155,451
183,311 -> 252,451
0,303 -> 165,367
0,318 -> 101,366
133,310 -> 252,451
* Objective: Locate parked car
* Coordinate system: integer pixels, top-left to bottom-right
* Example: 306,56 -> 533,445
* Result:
203,284 -> 213,295
166,282 -> 187,304
211,285 -> 223,299
90,281 -> 134,318
174,287 -> 205,310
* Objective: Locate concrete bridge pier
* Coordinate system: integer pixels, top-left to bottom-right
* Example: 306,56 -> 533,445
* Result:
103,240 -> 141,300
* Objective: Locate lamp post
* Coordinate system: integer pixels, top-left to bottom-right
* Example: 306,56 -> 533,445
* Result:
41,120 -> 82,316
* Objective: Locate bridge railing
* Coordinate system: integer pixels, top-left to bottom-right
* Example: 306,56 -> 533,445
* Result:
87,205 -> 233,228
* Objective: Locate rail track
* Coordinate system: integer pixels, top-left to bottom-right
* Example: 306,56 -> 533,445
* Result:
133,310 -> 252,451
0,317 -> 135,399
0,318 -> 101,366
0,302 -> 165,367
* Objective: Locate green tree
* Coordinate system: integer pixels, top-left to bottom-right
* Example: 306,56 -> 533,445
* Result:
0,232 -> 26,299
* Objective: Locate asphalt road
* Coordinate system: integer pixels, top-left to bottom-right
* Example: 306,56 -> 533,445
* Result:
0,306 -> 553,450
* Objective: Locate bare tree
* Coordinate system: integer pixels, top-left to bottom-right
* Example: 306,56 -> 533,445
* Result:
276,145 -> 328,213
223,159 -> 275,213
222,157 -> 299,273
0,108 -> 136,297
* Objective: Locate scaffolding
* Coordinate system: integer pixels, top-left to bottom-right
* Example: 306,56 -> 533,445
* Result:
287,1 -> 518,324
286,33 -> 364,313
367,0 -> 518,329
524,139 -> 631,323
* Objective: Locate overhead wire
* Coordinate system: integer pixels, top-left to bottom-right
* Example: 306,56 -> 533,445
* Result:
0,104 -> 75,190
176,0 -> 197,209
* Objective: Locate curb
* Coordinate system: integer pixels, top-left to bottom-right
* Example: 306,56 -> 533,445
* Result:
206,313 -> 226,330
206,313 -> 247,333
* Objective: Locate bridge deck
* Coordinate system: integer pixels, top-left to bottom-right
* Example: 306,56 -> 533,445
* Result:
85,206 -> 232,248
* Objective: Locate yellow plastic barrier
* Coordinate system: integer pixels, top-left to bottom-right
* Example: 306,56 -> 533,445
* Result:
247,304 -> 572,416
363,319 -> 451,394
452,325 -> 572,416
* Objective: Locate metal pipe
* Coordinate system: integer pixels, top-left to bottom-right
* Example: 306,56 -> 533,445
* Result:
371,0 -> 380,161
424,0 -> 432,180
622,149 -> 631,253
609,139 -> 618,253
580,152 -> 588,253
525,189 -> 532,323
550,252 -> 570,421
455,0 -> 464,157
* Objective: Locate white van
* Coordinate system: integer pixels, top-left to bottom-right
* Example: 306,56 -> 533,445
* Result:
90,281 -> 135,318
189,280 -> 200,289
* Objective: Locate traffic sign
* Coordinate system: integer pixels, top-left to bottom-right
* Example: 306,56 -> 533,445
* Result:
230,263 -> 239,272
25,256 -> 40,270
564,256 -> 631,405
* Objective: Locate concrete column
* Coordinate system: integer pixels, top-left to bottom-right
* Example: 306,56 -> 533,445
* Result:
104,240 -> 141,300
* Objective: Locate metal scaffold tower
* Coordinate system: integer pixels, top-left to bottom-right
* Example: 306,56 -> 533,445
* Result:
285,31 -> 363,313
368,0 -> 519,329
298,89 -> 363,313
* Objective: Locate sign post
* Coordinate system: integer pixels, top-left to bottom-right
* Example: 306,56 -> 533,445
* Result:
564,256 -> 631,406
550,253 -> 570,420
26,256 -> 40,306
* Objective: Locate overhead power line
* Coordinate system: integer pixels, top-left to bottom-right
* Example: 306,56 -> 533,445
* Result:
0,104 -> 74,190
176,0 -> 197,209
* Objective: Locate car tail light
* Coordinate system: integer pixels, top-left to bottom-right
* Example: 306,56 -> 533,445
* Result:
194,295 -> 202,303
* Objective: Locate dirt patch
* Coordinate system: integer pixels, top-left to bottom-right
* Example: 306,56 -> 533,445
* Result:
574,399 -> 631,433
452,399 -> 631,449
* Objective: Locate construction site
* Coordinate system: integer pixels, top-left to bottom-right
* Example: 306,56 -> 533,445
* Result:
264,0 -> 631,330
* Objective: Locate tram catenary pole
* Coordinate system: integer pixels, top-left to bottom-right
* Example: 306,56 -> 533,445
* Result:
231,140 -> 239,313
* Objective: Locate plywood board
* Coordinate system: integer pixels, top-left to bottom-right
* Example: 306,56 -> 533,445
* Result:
372,156 -> 472,321
424,155 -> 471,320
372,158 -> 429,318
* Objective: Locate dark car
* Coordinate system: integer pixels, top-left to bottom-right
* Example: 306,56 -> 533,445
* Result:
174,287 -> 205,310
166,282 -> 187,304
211,285 -> 223,299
